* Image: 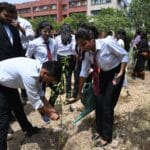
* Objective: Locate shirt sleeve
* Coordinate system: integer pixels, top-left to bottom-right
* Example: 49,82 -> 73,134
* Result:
24,23 -> 34,40
54,36 -> 59,51
25,41 -> 36,58
19,19 -> 34,40
117,39 -> 125,48
108,41 -> 128,63
72,35 -> 76,52
80,52 -> 92,78
52,39 -> 57,61
22,76 -> 44,109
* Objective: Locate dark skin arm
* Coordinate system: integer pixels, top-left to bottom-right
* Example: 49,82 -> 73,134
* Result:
11,20 -> 26,35
116,62 -> 127,79
77,77 -> 86,99
38,96 -> 59,120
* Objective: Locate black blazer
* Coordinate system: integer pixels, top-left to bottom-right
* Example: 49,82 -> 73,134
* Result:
0,22 -> 24,61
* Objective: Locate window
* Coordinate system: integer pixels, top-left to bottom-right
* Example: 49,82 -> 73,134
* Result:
18,8 -> 31,14
62,14 -> 67,18
42,5 -> 49,11
50,14 -> 57,20
50,4 -> 57,10
69,2 -> 75,7
77,1 -> 81,6
82,0 -> 87,6
33,7 -> 40,12
91,0 -> 111,5
91,10 -> 100,16
69,0 -> 87,7
62,4 -> 67,10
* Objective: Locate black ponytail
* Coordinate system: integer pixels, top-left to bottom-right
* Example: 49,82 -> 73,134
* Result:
60,24 -> 72,45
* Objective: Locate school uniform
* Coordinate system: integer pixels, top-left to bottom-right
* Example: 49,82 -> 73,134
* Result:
26,36 -> 57,62
55,34 -> 76,98
18,16 -> 35,51
0,22 -> 31,150
0,57 -> 45,149
80,38 -> 128,142
26,36 -> 58,106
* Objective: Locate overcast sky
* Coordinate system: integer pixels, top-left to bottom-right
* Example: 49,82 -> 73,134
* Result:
0,0 -> 36,4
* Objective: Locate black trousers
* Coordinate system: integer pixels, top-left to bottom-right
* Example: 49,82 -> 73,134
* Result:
95,65 -> 125,142
0,85 -> 33,150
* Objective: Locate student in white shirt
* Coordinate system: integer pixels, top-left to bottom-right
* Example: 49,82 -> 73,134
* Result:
76,25 -> 128,147
11,10 -> 35,104
26,21 -> 57,62
0,57 -> 61,150
26,21 -> 58,106
55,24 -> 76,100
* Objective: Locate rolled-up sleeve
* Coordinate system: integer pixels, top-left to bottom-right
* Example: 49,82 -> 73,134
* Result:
25,41 -> 36,58
22,76 -> 44,109
108,41 -> 128,63
24,24 -> 34,40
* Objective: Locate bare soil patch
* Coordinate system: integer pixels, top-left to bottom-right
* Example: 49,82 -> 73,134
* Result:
8,72 -> 150,150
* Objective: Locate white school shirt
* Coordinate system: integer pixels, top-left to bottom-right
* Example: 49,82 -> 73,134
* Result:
26,36 -> 57,63
0,57 -> 44,110
55,34 -> 76,56
117,39 -> 125,48
18,17 -> 35,50
80,38 -> 128,78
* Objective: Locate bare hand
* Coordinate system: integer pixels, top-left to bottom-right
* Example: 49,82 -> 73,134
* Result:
115,71 -> 123,79
38,106 -> 59,121
112,72 -> 123,85
11,20 -> 20,28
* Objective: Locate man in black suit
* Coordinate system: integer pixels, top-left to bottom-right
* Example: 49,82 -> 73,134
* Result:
0,3 -> 39,150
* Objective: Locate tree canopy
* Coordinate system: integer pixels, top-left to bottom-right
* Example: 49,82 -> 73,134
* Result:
29,16 -> 59,31
29,8 -> 132,34
93,8 -> 131,32
129,0 -> 150,33
60,13 -> 89,31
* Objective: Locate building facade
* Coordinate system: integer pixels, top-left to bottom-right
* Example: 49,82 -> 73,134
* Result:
16,0 -> 120,21
88,0 -> 120,16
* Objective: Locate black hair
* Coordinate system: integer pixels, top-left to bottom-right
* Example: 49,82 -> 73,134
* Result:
76,24 -> 98,40
59,24 -> 72,45
35,21 -> 53,38
136,29 -> 142,35
0,2 -> 17,14
42,61 -> 62,82
107,30 -> 114,36
141,31 -> 147,40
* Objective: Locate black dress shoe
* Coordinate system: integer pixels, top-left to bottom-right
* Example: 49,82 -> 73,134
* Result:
26,127 -> 40,137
